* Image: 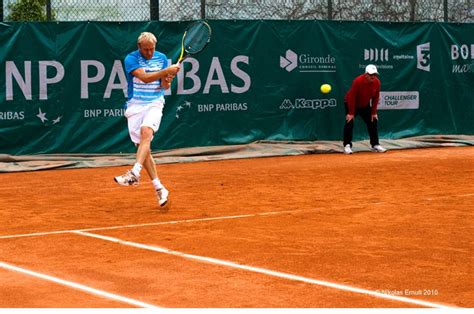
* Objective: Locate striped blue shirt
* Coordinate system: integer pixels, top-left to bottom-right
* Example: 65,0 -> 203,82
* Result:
124,50 -> 169,106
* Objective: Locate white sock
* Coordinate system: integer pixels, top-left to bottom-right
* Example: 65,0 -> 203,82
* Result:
152,178 -> 164,190
131,163 -> 142,177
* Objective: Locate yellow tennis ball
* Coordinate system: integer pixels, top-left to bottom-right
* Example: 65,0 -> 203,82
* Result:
320,84 -> 331,94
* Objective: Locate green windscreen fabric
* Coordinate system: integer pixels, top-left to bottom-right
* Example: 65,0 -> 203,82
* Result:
1,136 -> 473,172
0,21 -> 473,155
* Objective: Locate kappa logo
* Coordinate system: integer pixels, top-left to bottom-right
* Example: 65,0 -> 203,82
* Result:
280,98 -> 337,110
280,49 -> 298,72
364,48 -> 389,62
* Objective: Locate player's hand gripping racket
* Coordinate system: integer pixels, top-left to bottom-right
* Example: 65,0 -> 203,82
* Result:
177,21 -> 212,64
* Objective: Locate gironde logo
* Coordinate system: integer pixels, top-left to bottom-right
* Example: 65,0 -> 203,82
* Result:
280,49 -> 337,73
280,49 -> 298,72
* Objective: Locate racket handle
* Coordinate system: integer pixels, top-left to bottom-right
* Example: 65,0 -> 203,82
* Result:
177,55 -> 185,64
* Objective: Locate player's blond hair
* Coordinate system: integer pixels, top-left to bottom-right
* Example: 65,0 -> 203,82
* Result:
137,32 -> 157,45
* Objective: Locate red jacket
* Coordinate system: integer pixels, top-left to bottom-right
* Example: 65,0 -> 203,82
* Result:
344,74 -> 380,115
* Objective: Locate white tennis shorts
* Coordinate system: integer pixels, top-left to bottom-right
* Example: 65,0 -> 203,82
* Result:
125,101 -> 164,145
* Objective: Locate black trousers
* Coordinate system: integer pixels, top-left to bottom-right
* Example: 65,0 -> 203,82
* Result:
343,102 -> 380,147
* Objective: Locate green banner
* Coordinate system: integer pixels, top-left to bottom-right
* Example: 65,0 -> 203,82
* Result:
0,21 -> 473,154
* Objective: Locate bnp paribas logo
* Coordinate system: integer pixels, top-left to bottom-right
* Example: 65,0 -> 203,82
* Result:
280,49 -> 298,72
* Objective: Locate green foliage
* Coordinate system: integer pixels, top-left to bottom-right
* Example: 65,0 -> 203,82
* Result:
6,0 -> 52,22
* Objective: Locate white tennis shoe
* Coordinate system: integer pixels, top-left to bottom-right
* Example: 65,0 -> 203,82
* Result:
344,144 -> 353,154
114,170 -> 140,186
371,145 -> 387,153
156,187 -> 169,207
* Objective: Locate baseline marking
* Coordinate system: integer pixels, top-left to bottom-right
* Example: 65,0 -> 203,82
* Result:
0,261 -> 159,308
0,210 -> 305,239
74,231 -> 453,309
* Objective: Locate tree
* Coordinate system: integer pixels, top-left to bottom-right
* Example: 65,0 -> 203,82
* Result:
6,0 -> 49,22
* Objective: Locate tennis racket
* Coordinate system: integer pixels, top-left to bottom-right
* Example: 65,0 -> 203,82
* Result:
177,21 -> 212,64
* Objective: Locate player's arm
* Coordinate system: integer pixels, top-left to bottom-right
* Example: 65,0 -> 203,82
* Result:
160,74 -> 173,90
160,57 -> 176,90
345,79 -> 359,122
131,64 -> 180,83
371,80 -> 381,116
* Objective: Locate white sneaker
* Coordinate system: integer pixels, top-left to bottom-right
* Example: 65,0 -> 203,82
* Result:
344,144 -> 353,154
371,144 -> 387,153
114,170 -> 140,186
156,187 -> 169,207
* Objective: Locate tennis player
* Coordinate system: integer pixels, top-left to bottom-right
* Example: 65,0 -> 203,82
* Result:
342,64 -> 387,154
114,32 -> 180,208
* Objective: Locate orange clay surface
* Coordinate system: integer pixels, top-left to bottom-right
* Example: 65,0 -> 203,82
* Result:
0,147 -> 473,308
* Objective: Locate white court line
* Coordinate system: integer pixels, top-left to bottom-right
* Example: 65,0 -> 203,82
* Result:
2,191 -> 472,240
73,231 -> 454,309
0,261 -> 159,308
0,210 -> 305,240
425,193 -> 474,201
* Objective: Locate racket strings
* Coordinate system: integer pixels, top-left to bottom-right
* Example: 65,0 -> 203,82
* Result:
183,22 -> 211,54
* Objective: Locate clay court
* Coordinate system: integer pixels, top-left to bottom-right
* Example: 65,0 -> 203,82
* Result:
0,146 -> 473,308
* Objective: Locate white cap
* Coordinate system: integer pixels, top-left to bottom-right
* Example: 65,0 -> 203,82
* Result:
365,64 -> 378,75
